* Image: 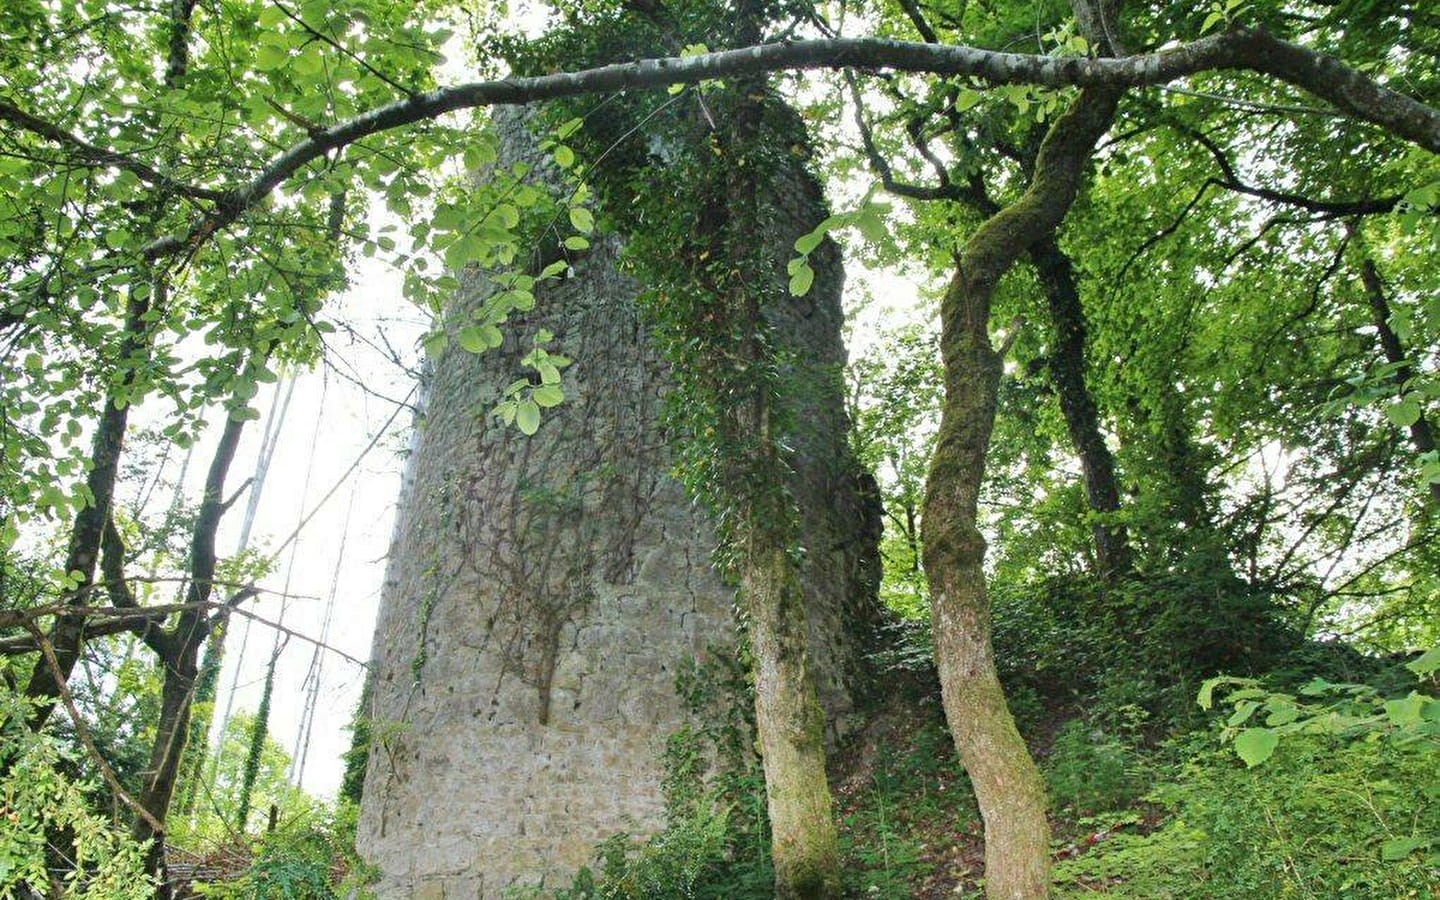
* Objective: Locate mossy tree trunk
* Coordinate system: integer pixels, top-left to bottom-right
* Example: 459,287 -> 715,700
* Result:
740,535 -> 840,898
723,10 -> 840,886
922,86 -> 1121,899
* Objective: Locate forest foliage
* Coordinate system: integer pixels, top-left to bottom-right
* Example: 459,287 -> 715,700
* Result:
2,0 -> 1438,896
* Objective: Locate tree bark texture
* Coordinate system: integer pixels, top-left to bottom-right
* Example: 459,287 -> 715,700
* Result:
923,86 -> 1121,900
742,540 -> 841,898
132,412 -> 246,888
1030,238 -> 1132,577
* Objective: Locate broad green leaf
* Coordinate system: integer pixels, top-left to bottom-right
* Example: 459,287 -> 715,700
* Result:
1264,704 -> 1299,726
1234,728 -> 1278,767
856,209 -> 888,243
1381,836 -> 1429,861
456,325 -> 488,354
533,384 -> 564,408
255,44 -> 288,70
569,207 -> 595,234
789,263 -> 815,297
1227,699 -> 1261,727
515,399 -> 541,435
422,331 -> 447,357
1405,645 -> 1440,676
564,236 -> 590,251
554,145 -> 575,169
1383,693 -> 1425,727
794,231 -> 825,255
1386,397 -> 1422,427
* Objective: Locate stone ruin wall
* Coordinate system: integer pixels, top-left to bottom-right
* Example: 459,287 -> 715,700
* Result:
356,115 -> 878,898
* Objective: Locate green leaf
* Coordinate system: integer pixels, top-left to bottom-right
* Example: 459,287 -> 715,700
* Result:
1234,728 -> 1278,767
1227,700 -> 1261,727
856,209 -> 888,243
515,399 -> 541,435
1264,704 -> 1300,727
533,384 -> 564,407
1383,693 -> 1425,727
554,145 -> 575,169
789,263 -> 815,297
422,330 -> 447,357
564,235 -> 590,251
1385,397 -> 1422,427
955,89 -> 983,111
569,207 -> 595,234
556,117 -> 584,140
255,43 -> 288,70
794,231 -> 825,255
1381,837 -> 1429,861
1405,645 -> 1440,676
456,325 -> 488,354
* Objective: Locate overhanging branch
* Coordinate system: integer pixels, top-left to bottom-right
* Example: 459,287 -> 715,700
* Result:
135,27 -> 1437,262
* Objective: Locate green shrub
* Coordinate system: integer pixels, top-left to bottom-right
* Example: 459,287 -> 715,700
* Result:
0,689 -> 156,900
1044,720 -> 1149,815
1055,702 -> 1438,897
194,802 -> 376,900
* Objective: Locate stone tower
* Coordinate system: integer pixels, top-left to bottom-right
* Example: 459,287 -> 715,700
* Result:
355,114 -> 878,898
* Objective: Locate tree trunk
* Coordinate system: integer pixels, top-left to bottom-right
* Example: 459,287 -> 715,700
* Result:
742,538 -> 840,898
132,411 -> 247,888
1030,238 -> 1132,577
923,86 -> 1121,899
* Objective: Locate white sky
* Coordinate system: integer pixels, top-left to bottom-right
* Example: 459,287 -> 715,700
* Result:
197,250 -> 425,798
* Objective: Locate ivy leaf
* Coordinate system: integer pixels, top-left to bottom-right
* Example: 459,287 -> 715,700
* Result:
1233,728 -> 1278,767
515,399 -> 541,435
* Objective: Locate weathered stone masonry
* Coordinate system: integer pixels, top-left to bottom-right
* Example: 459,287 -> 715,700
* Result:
356,116 -> 878,898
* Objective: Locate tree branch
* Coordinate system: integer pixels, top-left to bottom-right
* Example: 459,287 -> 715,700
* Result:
134,27 -> 1438,262
0,99 -> 225,201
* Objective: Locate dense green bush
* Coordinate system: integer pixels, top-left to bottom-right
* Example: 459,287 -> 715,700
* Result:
0,689 -> 155,900
1044,720 -> 1150,816
194,803 -> 376,900
1056,732 -> 1436,898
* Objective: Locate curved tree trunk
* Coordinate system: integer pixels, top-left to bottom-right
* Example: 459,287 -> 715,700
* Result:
923,86 -> 1121,899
